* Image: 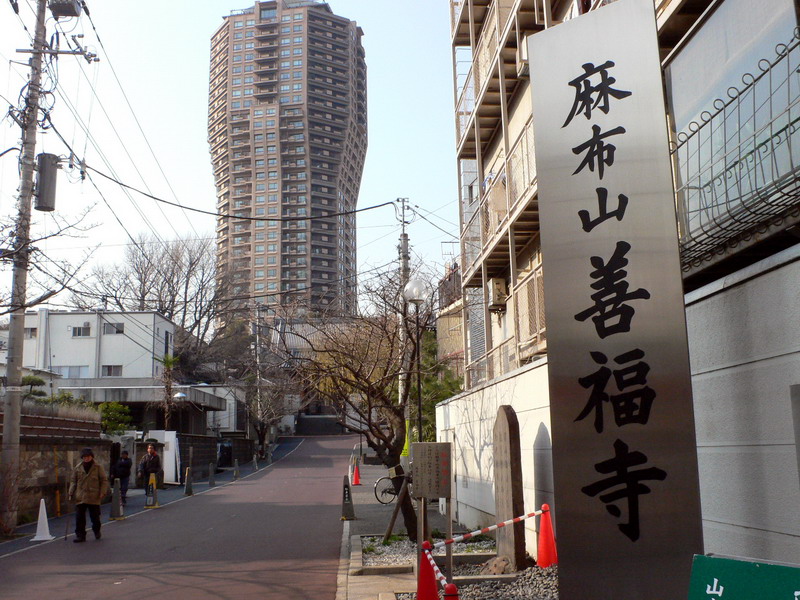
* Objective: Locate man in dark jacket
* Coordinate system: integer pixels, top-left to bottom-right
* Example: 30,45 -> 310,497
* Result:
68,447 -> 109,542
110,450 -> 133,505
137,444 -> 161,492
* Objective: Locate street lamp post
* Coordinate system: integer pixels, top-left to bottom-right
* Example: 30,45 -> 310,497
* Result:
402,278 -> 426,443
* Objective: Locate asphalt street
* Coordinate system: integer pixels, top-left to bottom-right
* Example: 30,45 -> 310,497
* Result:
0,435 -> 356,600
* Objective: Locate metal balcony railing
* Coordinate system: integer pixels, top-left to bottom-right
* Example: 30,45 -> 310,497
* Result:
474,6 -> 498,93
514,263 -> 546,355
507,120 -> 537,209
673,29 -> 800,271
480,169 -> 508,248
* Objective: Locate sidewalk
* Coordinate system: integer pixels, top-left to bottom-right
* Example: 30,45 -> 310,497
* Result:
338,453 -> 453,600
2,438 -> 302,557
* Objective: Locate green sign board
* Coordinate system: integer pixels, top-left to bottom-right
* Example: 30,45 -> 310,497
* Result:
688,555 -> 800,600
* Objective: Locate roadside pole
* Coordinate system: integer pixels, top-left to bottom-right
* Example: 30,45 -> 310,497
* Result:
0,0 -> 47,534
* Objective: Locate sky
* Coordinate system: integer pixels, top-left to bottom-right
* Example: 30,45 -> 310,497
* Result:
0,0 -> 460,310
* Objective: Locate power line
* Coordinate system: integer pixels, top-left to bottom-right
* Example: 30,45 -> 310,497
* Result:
85,163 -> 397,223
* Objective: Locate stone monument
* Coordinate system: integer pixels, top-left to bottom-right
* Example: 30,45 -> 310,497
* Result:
493,405 -> 526,570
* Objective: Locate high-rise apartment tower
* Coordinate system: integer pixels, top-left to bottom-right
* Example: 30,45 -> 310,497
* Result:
209,1 -> 366,315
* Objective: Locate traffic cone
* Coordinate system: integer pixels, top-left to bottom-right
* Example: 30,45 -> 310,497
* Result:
537,503 -> 558,568
417,542 -> 438,600
444,583 -> 460,598
352,462 -> 361,486
30,498 -> 55,541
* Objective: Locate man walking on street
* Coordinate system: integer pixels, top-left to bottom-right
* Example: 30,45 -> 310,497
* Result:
68,448 -> 109,543
138,444 -> 161,492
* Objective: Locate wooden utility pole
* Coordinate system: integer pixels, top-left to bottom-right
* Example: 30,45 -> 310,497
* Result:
0,0 -> 47,534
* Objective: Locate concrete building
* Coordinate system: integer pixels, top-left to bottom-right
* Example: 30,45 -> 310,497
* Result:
7,308 -> 230,435
439,0 -> 799,564
209,0 -> 367,316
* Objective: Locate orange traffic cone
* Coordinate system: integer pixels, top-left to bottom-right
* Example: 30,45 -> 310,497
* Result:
352,462 -> 362,486
537,503 -> 558,568
444,583 -> 460,598
417,542 -> 439,600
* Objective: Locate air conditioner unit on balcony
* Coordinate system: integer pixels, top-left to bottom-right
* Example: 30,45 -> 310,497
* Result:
487,277 -> 508,311
516,41 -> 529,78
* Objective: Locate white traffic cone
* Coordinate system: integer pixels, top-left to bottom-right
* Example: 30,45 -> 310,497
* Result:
30,498 -> 55,541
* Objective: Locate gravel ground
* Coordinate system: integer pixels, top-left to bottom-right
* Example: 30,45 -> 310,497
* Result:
361,536 -> 495,566
395,566 -> 559,600
362,536 -> 558,599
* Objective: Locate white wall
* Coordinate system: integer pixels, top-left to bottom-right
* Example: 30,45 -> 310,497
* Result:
685,248 -> 800,563
436,358 -> 552,557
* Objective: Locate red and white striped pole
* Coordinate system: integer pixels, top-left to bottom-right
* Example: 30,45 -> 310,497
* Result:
431,508 -> 545,549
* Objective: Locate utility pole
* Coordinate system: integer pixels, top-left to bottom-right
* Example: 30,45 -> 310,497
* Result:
396,198 -> 411,465
0,0 -> 47,533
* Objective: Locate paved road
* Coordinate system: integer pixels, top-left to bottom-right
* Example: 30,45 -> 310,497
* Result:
0,435 -> 356,600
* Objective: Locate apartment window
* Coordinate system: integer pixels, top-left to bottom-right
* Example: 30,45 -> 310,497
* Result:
103,322 -> 125,334
245,31 -> 254,38
72,326 -> 91,337
280,50 -> 290,57
293,36 -> 303,44
282,25 -> 291,33
261,7 -> 276,19
281,38 -> 291,46
294,14 -> 302,20
293,48 -> 302,55
255,257 -> 265,266
23,327 -> 37,339
256,195 -> 265,203
245,65 -> 254,72
243,101 -> 252,107
233,55 -> 242,62
255,269 -> 265,278
255,244 -> 265,252
101,365 -> 123,377
234,32 -> 243,40
233,44 -> 242,51
232,66 -> 242,74
293,25 -> 303,32
245,42 -> 255,49
246,19 -> 255,26
245,53 -> 254,60
255,282 -> 265,291
54,365 -> 89,378
293,71 -> 302,79
234,21 -> 243,28
268,269 -> 277,277
293,95 -> 302,103
282,15 -> 291,22
267,244 -> 277,252
232,77 -> 242,85
293,83 -> 302,91
293,60 -> 302,66
267,256 -> 277,265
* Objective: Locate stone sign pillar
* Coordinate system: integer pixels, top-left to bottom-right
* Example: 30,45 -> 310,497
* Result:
493,405 -> 526,571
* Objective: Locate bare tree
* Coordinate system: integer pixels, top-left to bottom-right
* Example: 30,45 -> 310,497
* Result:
240,367 -> 299,457
71,234 -> 236,378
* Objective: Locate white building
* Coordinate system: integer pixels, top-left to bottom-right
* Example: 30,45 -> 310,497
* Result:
7,308 -> 230,434
17,308 -> 174,379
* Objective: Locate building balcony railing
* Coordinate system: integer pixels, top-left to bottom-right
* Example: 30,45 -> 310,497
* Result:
473,4 -> 498,93
455,66 -> 475,143
465,336 -> 516,387
507,120 -> 537,211
513,262 -> 546,359
673,30 -> 800,273
479,168 -> 508,248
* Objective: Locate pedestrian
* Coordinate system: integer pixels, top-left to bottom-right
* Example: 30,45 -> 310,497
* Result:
138,444 -> 161,492
68,447 -> 109,543
111,450 -> 133,505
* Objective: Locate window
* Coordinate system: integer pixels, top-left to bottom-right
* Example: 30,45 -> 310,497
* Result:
234,21 -> 243,28
260,7 -> 276,20
234,32 -> 243,40
72,326 -> 91,337
246,19 -> 255,26
293,59 -> 302,66
103,322 -> 124,334
233,44 -> 242,51
293,36 -> 303,44
23,327 -> 37,339
255,269 -> 265,278
293,48 -> 302,55
53,365 -> 89,378
101,365 -> 123,377
233,55 -> 242,62
293,25 -> 303,32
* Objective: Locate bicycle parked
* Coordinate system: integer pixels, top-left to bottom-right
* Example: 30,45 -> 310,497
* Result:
373,471 -> 412,504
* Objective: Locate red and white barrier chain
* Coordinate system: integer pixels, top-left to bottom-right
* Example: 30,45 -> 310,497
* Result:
431,507 -> 546,550
422,545 -> 448,587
